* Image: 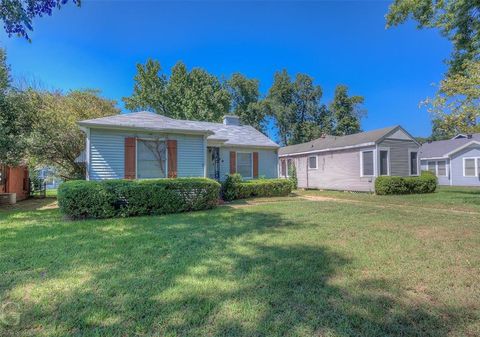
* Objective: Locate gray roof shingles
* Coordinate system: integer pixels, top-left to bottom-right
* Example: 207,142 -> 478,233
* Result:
78,111 -> 279,148
419,134 -> 480,159
279,126 -> 399,156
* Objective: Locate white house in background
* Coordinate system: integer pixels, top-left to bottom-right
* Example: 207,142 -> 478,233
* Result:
419,133 -> 480,186
78,112 -> 279,181
278,126 -> 420,192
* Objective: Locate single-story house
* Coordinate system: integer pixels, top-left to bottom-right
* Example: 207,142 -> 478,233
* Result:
0,164 -> 30,203
419,133 -> 480,186
78,111 -> 279,181
278,126 -> 420,192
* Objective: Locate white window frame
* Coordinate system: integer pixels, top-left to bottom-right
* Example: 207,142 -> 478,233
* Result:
408,149 -> 419,176
427,160 -> 437,175
135,137 -> 168,179
436,160 -> 448,177
378,147 -> 390,176
308,155 -> 318,170
360,150 -> 375,177
280,158 -> 287,178
463,157 -> 479,177
236,151 -> 253,179
286,158 -> 295,177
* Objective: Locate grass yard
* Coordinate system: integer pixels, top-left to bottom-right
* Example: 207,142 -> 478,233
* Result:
0,188 -> 479,336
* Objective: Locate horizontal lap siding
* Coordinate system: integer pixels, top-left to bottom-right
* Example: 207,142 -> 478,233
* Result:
89,129 -> 205,180
450,145 -> 480,186
291,147 -> 376,192
176,135 -> 205,177
219,147 -> 278,180
378,139 -> 419,176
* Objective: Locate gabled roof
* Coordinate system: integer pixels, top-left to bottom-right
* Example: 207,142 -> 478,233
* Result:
279,125 -> 414,156
419,133 -> 480,159
78,111 -> 279,149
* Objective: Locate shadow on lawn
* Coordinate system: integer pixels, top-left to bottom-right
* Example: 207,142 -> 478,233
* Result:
0,205 -> 471,337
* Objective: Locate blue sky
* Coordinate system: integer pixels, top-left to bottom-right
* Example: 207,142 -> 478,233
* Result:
0,0 -> 451,138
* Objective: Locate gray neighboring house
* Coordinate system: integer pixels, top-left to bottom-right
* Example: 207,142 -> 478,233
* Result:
279,126 -> 420,192
78,111 -> 279,181
419,133 -> 480,186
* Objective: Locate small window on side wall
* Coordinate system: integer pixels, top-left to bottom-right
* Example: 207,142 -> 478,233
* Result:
379,150 -> 389,176
409,151 -> 418,175
308,156 -> 317,169
280,159 -> 287,177
437,161 -> 447,176
361,151 -> 374,176
427,161 -> 436,175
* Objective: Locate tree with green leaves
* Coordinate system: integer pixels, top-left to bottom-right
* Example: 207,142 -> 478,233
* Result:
226,73 -> 266,132
27,89 -> 120,179
0,48 -> 34,166
423,60 -> 480,138
266,70 -> 334,145
123,60 -> 230,122
330,85 -> 365,136
0,0 -> 81,41
386,0 -> 480,75
123,59 -> 169,115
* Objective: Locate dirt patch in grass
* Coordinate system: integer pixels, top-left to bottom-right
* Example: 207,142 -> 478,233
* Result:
0,198 -> 58,212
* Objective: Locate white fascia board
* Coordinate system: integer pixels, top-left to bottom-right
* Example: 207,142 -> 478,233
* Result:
279,142 -> 376,157
77,123 -> 214,136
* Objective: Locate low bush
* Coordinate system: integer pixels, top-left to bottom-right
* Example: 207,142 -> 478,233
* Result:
222,174 -> 293,201
58,178 -> 221,219
375,171 -> 437,195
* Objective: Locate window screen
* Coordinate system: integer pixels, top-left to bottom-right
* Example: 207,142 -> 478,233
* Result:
308,156 -> 317,169
137,140 -> 166,179
465,159 -> 476,177
410,152 -> 418,175
362,151 -> 374,176
437,161 -> 446,176
237,152 -> 252,178
379,150 -> 388,175
281,159 -> 287,177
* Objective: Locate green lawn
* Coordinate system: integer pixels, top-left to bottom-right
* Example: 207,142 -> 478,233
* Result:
0,188 -> 479,336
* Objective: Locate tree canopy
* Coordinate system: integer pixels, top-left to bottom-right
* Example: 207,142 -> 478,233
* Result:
0,0 -> 81,40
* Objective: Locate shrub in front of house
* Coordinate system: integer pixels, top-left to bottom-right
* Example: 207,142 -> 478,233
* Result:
375,171 -> 437,195
222,174 -> 293,201
58,178 -> 221,219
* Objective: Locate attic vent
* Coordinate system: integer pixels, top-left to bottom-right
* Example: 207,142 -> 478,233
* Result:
467,134 -> 473,139
223,115 -> 241,126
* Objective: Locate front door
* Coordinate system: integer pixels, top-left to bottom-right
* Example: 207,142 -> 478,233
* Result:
207,147 -> 220,180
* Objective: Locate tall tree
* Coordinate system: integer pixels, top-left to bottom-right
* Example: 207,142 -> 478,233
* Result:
266,70 -> 296,145
0,48 -> 34,166
386,0 -> 480,75
330,85 -> 365,136
423,60 -> 480,137
122,59 -> 169,115
0,0 -> 81,41
123,60 -> 230,122
226,73 -> 266,131
267,70 -> 333,145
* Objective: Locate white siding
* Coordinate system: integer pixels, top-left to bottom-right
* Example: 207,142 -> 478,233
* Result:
289,146 -> 376,192
218,147 -> 278,181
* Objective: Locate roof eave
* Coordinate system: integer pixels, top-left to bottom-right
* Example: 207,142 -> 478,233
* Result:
279,142 -> 376,157
78,122 -> 214,136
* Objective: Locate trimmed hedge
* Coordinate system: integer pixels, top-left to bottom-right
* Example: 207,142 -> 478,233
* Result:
58,178 -> 221,219
375,171 -> 437,195
222,174 -> 293,201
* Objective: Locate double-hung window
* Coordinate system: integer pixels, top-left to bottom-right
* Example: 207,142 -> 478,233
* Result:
137,139 -> 167,179
361,150 -> 374,177
280,159 -> 287,177
464,158 -> 479,177
437,161 -> 447,176
237,152 -> 253,179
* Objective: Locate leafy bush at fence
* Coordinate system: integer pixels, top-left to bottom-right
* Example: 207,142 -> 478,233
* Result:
222,174 -> 293,201
58,178 -> 221,219
375,171 -> 437,195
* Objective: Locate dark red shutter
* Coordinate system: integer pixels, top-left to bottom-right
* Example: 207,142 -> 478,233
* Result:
167,140 -> 178,178
253,152 -> 259,178
230,151 -> 236,174
124,137 -> 136,179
